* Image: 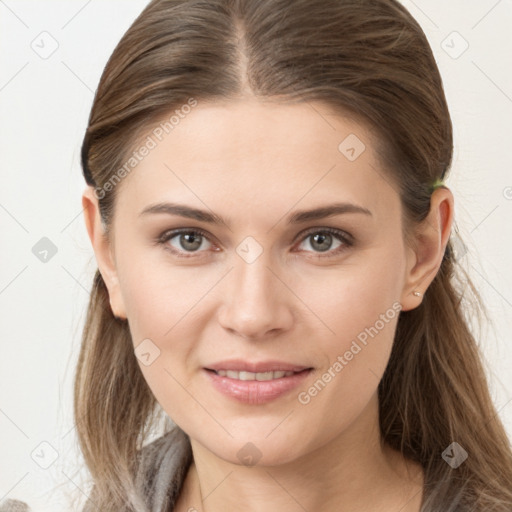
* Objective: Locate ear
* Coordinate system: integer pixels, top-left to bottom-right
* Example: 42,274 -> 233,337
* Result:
82,186 -> 127,319
400,187 -> 454,311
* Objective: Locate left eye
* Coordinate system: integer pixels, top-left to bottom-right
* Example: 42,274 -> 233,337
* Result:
296,230 -> 347,254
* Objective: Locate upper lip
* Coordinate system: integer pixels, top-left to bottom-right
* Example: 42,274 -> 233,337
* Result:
205,359 -> 312,373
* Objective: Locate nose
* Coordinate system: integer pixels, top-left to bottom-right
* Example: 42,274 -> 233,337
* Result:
217,252 -> 294,340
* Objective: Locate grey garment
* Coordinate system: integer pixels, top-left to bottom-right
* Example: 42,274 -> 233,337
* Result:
134,425 -> 193,512
0,500 -> 31,512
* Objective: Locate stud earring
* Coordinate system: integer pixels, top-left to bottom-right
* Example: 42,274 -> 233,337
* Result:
413,291 -> 422,297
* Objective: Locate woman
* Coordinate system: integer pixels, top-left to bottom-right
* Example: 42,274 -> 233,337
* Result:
74,0 -> 512,510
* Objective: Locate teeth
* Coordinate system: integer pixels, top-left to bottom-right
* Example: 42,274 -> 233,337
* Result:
215,370 -> 297,380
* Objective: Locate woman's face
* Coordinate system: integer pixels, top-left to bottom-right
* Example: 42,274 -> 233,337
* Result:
98,99 -> 421,465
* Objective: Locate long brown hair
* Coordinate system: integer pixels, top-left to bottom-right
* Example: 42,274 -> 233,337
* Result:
75,0 -> 512,510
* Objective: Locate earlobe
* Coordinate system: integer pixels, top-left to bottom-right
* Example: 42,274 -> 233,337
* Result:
400,187 -> 454,311
82,187 -> 127,319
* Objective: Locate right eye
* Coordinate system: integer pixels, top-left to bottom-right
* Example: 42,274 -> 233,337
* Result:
158,228 -> 217,258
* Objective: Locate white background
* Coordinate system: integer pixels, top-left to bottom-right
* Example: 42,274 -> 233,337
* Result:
1,0 -> 511,510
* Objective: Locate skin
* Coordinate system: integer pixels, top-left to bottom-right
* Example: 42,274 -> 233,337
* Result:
83,98 -> 454,512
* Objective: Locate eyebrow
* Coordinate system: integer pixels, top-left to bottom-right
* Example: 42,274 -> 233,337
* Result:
139,201 -> 372,227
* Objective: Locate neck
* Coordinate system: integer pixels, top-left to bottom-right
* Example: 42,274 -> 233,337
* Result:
175,393 -> 424,512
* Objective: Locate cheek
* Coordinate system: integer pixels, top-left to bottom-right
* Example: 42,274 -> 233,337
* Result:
115,243 -> 209,340
295,244 -> 405,345
117,258 -> 206,421
292,246 -> 405,404
115,250 -> 215,419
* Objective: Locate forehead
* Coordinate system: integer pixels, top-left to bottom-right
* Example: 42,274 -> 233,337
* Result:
114,99 -> 399,224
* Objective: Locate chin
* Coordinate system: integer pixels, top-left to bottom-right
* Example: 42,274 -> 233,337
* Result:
195,427 -> 310,468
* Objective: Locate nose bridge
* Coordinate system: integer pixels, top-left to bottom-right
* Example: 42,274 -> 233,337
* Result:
234,250 -> 274,301
232,234 -> 276,298
218,244 -> 292,338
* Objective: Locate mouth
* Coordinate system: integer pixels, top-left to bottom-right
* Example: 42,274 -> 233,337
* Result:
205,368 -> 311,381
203,362 -> 314,404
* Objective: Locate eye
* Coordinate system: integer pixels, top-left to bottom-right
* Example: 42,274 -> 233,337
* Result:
294,228 -> 353,258
157,227 -> 353,259
157,228 -> 216,258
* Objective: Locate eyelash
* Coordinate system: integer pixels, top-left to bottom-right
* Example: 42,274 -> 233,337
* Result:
156,227 -> 354,260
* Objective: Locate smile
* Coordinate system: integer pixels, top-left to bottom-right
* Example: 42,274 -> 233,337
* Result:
213,370 -> 297,380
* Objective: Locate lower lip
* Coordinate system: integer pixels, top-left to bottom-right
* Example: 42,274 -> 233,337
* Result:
203,368 -> 313,405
